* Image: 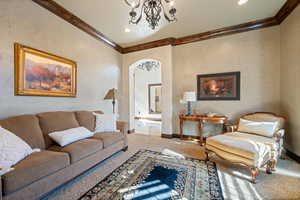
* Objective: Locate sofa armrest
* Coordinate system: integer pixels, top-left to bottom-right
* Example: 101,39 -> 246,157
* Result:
117,121 -> 128,136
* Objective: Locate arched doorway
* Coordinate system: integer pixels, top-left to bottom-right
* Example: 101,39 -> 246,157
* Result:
129,59 -> 162,136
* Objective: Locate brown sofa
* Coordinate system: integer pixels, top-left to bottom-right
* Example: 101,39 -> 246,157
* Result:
0,111 -> 128,200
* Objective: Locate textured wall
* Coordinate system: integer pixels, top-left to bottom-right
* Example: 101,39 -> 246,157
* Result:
121,46 -> 173,135
0,0 -> 122,118
280,6 -> 300,156
173,27 -> 281,136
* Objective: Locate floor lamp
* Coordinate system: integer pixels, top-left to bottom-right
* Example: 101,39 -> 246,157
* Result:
104,88 -> 117,113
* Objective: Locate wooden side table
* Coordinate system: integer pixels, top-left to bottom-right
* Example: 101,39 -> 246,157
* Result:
179,115 -> 228,145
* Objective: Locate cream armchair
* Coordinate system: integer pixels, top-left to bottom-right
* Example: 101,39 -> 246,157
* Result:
205,112 -> 286,183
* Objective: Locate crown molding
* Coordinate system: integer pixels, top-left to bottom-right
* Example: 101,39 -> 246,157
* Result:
276,0 -> 300,24
32,0 -> 299,54
32,0 -> 123,53
172,17 -> 278,46
122,38 -> 176,54
123,0 -> 300,54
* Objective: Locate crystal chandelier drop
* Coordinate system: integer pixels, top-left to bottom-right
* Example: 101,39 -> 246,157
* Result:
136,61 -> 160,71
124,0 -> 177,30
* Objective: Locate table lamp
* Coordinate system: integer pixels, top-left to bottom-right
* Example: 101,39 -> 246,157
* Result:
183,91 -> 196,116
104,88 -> 117,113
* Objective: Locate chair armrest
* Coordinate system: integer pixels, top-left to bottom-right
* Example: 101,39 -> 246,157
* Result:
117,121 -> 128,135
272,129 -> 285,159
274,129 -> 285,142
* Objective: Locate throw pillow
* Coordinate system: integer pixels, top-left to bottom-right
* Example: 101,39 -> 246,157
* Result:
49,127 -> 94,147
0,126 -> 40,174
93,113 -> 117,133
238,118 -> 278,137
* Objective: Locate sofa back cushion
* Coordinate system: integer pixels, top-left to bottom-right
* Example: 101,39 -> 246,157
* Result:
0,115 -> 45,149
75,111 -> 96,132
37,112 -> 80,148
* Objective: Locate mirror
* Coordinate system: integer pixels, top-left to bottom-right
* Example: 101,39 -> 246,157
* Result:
148,84 -> 162,114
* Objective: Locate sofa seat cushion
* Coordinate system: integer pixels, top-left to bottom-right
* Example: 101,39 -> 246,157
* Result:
37,112 -> 80,148
2,151 -> 69,195
206,134 -> 271,167
92,132 -> 124,148
48,139 -> 103,163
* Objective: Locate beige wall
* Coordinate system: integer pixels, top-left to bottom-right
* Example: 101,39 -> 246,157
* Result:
173,27 -> 281,135
280,6 -> 300,156
121,46 -> 173,135
0,0 -> 122,118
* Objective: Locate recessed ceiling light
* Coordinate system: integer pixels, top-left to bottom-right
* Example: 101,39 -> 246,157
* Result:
125,28 -> 131,33
238,0 -> 248,5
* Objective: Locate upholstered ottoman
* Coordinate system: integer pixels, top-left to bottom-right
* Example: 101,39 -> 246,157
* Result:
206,134 -> 273,183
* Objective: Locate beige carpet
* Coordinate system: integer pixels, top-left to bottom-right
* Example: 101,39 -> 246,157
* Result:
44,134 -> 300,200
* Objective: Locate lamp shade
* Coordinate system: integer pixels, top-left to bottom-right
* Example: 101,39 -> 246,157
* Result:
104,88 -> 117,100
183,91 -> 196,102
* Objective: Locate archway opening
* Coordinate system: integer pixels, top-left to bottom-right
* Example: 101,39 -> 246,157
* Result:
129,59 -> 162,136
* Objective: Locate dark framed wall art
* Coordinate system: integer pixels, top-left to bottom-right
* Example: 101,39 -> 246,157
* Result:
197,72 -> 240,101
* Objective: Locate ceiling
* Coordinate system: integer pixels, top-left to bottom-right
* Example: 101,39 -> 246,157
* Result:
55,0 -> 287,47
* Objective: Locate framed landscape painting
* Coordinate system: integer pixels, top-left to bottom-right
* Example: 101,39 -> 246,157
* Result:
14,43 -> 77,97
197,72 -> 240,101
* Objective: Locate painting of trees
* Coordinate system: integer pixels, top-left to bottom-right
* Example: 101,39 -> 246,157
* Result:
15,43 -> 76,97
25,64 -> 71,91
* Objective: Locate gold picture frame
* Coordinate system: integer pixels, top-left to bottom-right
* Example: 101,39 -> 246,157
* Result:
14,43 -> 77,97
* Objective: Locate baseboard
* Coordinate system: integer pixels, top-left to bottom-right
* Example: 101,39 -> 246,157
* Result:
161,133 -> 201,140
286,150 -> 300,164
161,134 -> 173,139
172,134 -> 201,140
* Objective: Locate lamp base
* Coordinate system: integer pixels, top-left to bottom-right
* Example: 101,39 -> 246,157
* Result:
186,101 -> 192,116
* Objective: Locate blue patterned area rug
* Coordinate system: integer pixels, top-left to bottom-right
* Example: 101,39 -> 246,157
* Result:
79,150 -> 223,200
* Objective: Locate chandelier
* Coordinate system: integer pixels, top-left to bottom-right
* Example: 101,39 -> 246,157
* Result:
136,61 -> 160,71
124,0 -> 177,30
